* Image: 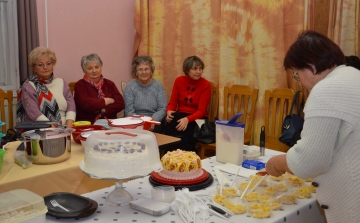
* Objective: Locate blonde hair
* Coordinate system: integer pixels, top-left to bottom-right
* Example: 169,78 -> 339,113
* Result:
28,47 -> 57,71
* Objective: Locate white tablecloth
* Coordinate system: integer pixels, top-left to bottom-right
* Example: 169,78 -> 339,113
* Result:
46,150 -> 327,223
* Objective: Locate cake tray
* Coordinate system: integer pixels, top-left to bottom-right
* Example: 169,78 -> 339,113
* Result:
150,169 -> 209,185
149,173 -> 214,191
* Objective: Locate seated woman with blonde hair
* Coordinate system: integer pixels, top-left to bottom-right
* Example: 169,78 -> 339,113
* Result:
17,47 -> 75,128
74,53 -> 124,123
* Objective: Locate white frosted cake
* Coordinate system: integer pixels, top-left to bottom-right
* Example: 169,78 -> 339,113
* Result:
80,129 -> 162,179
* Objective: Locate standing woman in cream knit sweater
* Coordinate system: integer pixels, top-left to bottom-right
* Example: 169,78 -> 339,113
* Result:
266,30 -> 360,223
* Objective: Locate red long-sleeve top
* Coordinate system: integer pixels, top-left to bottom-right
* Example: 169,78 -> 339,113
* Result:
74,78 -> 125,123
166,76 -> 211,122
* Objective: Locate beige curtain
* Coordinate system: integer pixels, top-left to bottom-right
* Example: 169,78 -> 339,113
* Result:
328,0 -> 360,56
134,0 -> 311,145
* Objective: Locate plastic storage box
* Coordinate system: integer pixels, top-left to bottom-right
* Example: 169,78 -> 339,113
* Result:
0,189 -> 47,223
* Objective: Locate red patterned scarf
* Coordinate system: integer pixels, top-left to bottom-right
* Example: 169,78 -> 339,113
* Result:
83,75 -> 105,121
83,75 -> 105,98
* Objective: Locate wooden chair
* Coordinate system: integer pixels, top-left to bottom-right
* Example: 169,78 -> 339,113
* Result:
0,89 -> 14,133
68,82 -> 76,96
120,78 -> 135,95
197,82 -> 219,159
264,88 -> 303,152
223,85 -> 259,145
121,81 -> 127,95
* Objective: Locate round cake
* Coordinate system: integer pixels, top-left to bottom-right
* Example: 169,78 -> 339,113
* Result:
158,149 -> 203,180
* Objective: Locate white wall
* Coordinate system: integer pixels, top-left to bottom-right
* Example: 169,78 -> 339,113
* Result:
36,0 -> 136,90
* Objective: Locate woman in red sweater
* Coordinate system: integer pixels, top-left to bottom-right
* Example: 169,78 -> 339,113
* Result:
74,54 -> 124,123
164,56 -> 211,152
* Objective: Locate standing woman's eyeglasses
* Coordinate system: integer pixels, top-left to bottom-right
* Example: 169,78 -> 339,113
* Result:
292,71 -> 300,81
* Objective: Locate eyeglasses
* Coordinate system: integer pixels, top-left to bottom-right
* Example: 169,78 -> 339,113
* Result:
292,70 -> 300,81
137,68 -> 150,73
35,62 -> 53,69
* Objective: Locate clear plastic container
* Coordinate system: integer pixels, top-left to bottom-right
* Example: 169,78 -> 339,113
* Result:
215,113 -> 245,165
216,186 -> 238,198
223,197 -> 247,214
243,146 -> 261,160
247,203 -> 272,218
285,175 -> 304,188
0,189 -> 47,223
151,186 -> 175,203
81,129 -> 163,179
295,186 -> 312,199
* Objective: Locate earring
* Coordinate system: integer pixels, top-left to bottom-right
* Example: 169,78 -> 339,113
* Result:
312,76 -> 314,80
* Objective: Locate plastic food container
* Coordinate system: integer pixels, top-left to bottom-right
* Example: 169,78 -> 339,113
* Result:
72,125 -> 108,144
223,197 -> 247,214
0,189 -> 47,223
243,145 -> 261,160
247,203 -> 272,218
151,186 -> 175,203
215,113 -> 245,165
285,176 -> 304,187
0,149 -> 7,172
73,121 -> 91,127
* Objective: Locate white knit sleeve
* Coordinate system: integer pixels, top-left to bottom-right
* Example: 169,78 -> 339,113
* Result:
286,116 -> 352,179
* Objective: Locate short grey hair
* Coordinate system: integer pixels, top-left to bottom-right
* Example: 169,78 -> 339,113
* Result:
81,54 -> 103,72
131,55 -> 155,75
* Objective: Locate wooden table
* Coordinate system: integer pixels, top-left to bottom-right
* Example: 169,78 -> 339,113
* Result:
0,133 -> 180,196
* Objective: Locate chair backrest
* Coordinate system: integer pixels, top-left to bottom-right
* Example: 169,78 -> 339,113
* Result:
121,81 -> 127,95
223,85 -> 259,144
68,82 -> 76,96
0,89 -> 14,132
264,88 -> 303,152
208,82 -> 219,122
121,78 -> 136,95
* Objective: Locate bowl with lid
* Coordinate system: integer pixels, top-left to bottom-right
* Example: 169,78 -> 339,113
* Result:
72,125 -> 108,144
21,128 -> 74,164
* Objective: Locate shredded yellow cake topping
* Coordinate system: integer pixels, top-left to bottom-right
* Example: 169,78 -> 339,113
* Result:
161,149 -> 202,172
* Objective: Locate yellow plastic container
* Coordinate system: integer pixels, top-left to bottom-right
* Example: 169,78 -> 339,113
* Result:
73,121 -> 91,127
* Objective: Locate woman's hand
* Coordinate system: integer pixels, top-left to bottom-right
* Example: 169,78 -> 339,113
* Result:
166,110 -> 175,123
176,117 -> 189,131
265,155 -> 287,176
104,98 -> 115,105
66,120 -> 74,129
149,124 -> 155,131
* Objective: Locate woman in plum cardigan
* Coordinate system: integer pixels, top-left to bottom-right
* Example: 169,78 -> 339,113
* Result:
74,54 -> 124,123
